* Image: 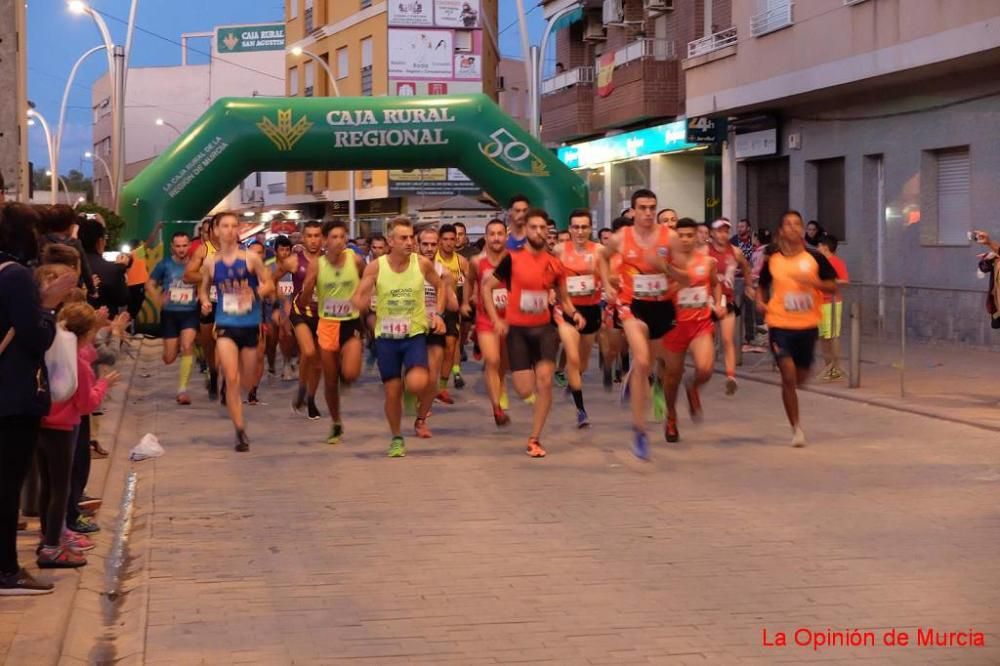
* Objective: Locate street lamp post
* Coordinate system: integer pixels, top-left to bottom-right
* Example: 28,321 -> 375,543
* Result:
530,3 -> 582,139
290,46 -> 357,238
85,151 -> 114,208
155,117 -> 182,137
55,44 -> 106,201
28,110 -> 57,204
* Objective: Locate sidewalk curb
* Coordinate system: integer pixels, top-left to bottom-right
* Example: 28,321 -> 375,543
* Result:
726,364 -> 996,434
56,341 -> 150,665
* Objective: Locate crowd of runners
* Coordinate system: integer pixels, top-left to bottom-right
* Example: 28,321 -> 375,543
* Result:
152,189 -> 843,460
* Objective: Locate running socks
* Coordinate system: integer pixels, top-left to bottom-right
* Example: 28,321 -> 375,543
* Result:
571,389 -> 585,412
178,354 -> 193,392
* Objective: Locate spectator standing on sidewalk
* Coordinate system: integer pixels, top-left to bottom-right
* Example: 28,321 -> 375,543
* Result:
0,203 -> 75,595
123,223 -> 163,333
972,230 -> 1000,327
79,217 -> 129,317
817,235 -> 850,380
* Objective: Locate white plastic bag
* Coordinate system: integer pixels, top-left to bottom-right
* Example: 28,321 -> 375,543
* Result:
45,323 -> 78,402
129,433 -> 164,461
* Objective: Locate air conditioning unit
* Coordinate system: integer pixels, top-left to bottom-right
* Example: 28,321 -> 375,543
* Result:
583,16 -> 607,41
602,0 -> 623,24
644,0 -> 673,13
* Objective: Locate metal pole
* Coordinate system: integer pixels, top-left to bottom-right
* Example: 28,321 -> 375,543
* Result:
123,0 -> 139,86
528,46 -> 540,139
55,45 -> 107,198
899,286 -> 906,398
734,302 -> 743,367
30,111 -> 57,204
113,45 -> 126,213
534,4 -> 581,139
849,300 -> 861,388
513,0 -> 533,89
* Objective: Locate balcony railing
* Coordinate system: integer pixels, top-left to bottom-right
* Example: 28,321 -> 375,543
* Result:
687,26 -> 737,58
542,66 -> 596,95
610,38 -> 676,69
750,0 -> 793,37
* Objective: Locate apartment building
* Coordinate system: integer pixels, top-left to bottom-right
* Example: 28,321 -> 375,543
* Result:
683,0 -> 1000,345
284,0 -> 499,234
0,0 -> 28,200
540,0 -> 730,228
92,23 -> 289,214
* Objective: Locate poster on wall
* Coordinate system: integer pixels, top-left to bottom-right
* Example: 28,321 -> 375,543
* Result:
435,0 -> 480,28
388,167 -> 482,196
453,54 -> 481,79
388,1 -> 433,27
388,29 -> 454,77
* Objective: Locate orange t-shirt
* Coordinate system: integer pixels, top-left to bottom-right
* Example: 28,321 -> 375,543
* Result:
558,240 -> 601,307
759,247 -> 837,330
126,247 -> 150,286
672,253 -> 714,323
617,225 -> 673,303
491,248 -> 563,327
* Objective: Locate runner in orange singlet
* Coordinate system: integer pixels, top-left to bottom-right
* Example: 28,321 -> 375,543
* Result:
553,209 -> 603,428
707,218 -> 753,395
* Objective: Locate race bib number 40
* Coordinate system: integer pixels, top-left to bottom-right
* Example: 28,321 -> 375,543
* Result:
492,288 -> 508,310
633,273 -> 667,298
784,292 -> 814,313
380,316 -> 411,339
566,275 -> 596,297
519,290 -> 548,314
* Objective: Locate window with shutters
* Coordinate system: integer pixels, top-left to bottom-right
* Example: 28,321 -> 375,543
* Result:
337,47 -> 349,80
361,170 -> 373,188
304,0 -> 314,32
361,38 -> 373,96
935,147 -> 971,245
810,157 -> 846,242
304,171 -> 314,193
289,0 -> 298,20
361,0 -> 372,9
304,61 -> 315,97
288,66 -> 299,96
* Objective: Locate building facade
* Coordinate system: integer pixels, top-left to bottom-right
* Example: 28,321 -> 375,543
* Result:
284,0 -> 499,234
540,0 -> 729,228
92,23 -> 289,215
0,0 -> 28,200
684,0 -> 1000,345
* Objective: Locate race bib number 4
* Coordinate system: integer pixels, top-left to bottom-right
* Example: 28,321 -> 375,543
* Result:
566,275 -> 596,297
677,286 -> 709,309
380,316 -> 410,339
492,288 -> 508,310
519,290 -> 548,314
323,298 -> 353,319
633,273 -> 667,298
168,285 -> 195,305
221,291 -> 252,316
784,292 -> 814,313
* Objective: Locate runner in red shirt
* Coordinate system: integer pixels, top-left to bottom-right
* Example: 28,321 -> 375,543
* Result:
462,219 -> 512,426
481,209 -> 584,458
707,218 -> 754,394
659,218 -> 725,443
553,209 -> 603,429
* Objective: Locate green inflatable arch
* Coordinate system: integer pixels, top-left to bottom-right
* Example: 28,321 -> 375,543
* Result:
120,94 -> 587,239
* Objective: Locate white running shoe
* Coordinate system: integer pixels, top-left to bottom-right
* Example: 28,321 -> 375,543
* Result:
791,426 -> 807,448
725,376 -> 738,395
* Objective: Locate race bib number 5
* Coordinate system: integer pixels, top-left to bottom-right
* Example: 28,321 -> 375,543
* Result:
633,273 -> 667,298
784,292 -> 814,313
566,275 -> 596,297
519,290 -> 548,314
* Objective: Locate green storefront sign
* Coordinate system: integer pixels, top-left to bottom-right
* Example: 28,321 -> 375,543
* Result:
216,24 -> 285,53
120,94 -> 588,239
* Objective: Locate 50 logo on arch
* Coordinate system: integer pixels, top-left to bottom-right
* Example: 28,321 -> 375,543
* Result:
478,128 -> 549,177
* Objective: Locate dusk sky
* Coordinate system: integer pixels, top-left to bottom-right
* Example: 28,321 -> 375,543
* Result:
26,0 -> 547,178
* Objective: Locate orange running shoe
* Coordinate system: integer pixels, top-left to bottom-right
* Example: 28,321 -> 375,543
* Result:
526,438 -> 546,458
414,417 -> 432,438
665,418 -> 679,443
493,407 -> 510,427
436,390 -> 454,405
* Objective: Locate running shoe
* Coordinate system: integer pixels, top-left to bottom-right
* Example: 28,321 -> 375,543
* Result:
388,436 -> 406,458
576,409 -> 590,429
436,389 -> 455,405
791,426 -> 807,448
281,365 -> 297,381
454,372 -> 466,389
78,496 -> 102,513
526,438 -> 546,458
247,388 -> 259,406
499,390 -> 509,410
62,529 -> 95,552
632,429 -> 650,460
68,516 -> 100,534
176,392 -> 191,405
829,368 -> 846,381
198,358 -> 208,374
307,398 -> 321,420
602,365 -> 613,392
652,379 -> 665,423
725,376 -> 738,396
0,568 -> 53,596
327,422 -> 343,445
37,545 -> 86,568
665,418 -> 679,443
685,379 -> 703,423
493,407 -> 510,427
522,393 -> 537,405
460,348 -> 468,363
291,386 -> 306,414
207,372 -> 219,400
414,417 -> 432,439
235,429 -> 250,452
554,371 -> 568,388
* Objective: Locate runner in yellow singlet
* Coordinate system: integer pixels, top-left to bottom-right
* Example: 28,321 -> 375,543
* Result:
433,224 -> 470,398
300,221 -> 365,445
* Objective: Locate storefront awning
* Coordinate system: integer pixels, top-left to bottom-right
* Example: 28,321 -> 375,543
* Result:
557,118 -> 699,170
551,6 -> 584,32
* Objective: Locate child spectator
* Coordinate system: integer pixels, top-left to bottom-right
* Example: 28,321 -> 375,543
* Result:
817,235 -> 850,380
